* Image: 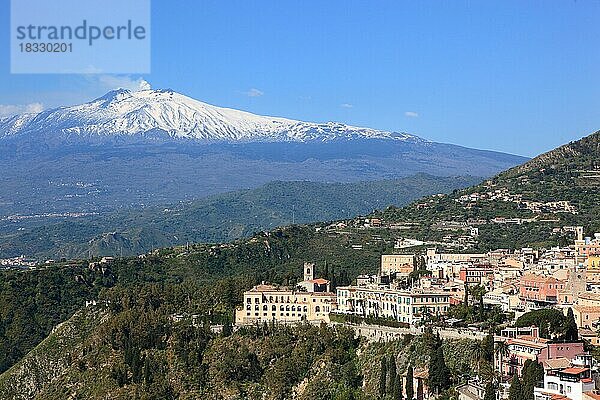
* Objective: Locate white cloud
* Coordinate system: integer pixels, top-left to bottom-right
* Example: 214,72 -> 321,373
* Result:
405,111 -> 419,118
95,75 -> 151,91
244,88 -> 264,97
340,103 -> 353,109
0,103 -> 44,118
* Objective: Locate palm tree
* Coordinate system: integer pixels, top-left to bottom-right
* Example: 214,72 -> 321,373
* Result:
471,343 -> 486,377
495,340 -> 509,382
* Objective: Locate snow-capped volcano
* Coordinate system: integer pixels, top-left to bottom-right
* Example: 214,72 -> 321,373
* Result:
0,88 -> 420,143
0,88 -> 529,227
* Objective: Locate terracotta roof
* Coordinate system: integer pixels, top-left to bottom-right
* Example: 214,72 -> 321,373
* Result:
536,391 -> 570,400
507,337 -> 548,349
250,284 -> 284,292
584,391 -> 600,400
573,305 -> 600,313
308,278 -> 330,285
520,273 -> 561,284
560,367 -> 589,375
578,292 -> 600,301
309,292 -> 336,296
544,357 -> 570,370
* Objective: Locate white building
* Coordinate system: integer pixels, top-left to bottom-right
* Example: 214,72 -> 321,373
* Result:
534,354 -> 596,400
336,285 -> 450,325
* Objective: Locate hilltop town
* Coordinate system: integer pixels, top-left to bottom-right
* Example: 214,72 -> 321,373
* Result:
235,226 -> 600,400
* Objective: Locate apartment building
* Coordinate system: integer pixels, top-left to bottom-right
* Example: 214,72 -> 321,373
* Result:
426,248 -> 488,264
459,265 -> 494,286
519,273 -> 565,304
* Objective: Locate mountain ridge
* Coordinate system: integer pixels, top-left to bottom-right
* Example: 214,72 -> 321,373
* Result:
0,88 -> 422,144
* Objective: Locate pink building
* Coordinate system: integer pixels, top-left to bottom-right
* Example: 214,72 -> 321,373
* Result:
495,327 -> 584,378
520,274 -> 565,304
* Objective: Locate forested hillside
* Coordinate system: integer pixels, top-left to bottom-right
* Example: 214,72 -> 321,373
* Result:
0,281 -> 487,400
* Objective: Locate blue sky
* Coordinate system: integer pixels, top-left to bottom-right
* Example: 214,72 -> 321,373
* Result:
0,0 -> 599,157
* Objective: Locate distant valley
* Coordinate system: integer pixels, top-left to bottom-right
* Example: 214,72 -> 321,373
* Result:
0,89 -> 527,259
0,175 -> 481,259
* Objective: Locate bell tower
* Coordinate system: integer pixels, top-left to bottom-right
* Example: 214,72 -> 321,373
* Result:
304,262 -> 314,281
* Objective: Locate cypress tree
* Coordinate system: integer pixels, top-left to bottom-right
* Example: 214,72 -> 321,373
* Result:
406,365 -> 414,400
484,382 -> 496,400
482,334 -> 494,362
388,355 -> 397,394
522,360 -> 544,400
222,319 -> 232,337
429,347 -> 450,394
380,357 -> 388,397
563,308 -> 578,342
508,376 -> 523,400
393,370 -> 403,400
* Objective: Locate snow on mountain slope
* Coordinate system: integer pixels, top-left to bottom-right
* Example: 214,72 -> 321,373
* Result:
0,89 -> 421,143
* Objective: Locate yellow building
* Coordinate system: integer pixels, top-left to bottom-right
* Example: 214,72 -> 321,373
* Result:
571,305 -> 600,329
235,284 -> 335,325
235,263 -> 336,326
587,256 -> 600,268
578,292 -> 600,307
380,254 -> 414,276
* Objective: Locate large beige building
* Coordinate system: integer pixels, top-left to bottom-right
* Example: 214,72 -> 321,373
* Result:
336,285 -> 450,325
235,263 -> 336,326
380,254 -> 414,276
426,248 -> 488,264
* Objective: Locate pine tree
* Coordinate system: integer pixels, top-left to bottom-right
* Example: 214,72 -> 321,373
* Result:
380,357 -> 388,397
406,365 -> 414,400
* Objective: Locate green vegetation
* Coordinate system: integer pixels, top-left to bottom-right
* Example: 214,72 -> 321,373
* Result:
515,309 -> 578,340
507,359 -> 544,400
0,175 -> 481,259
446,285 -> 507,329
428,344 -> 451,394
0,280 -> 487,399
0,224 -> 386,375
374,130 -> 600,250
406,365 -> 414,400
2,130 -> 600,398
0,264 -> 109,372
